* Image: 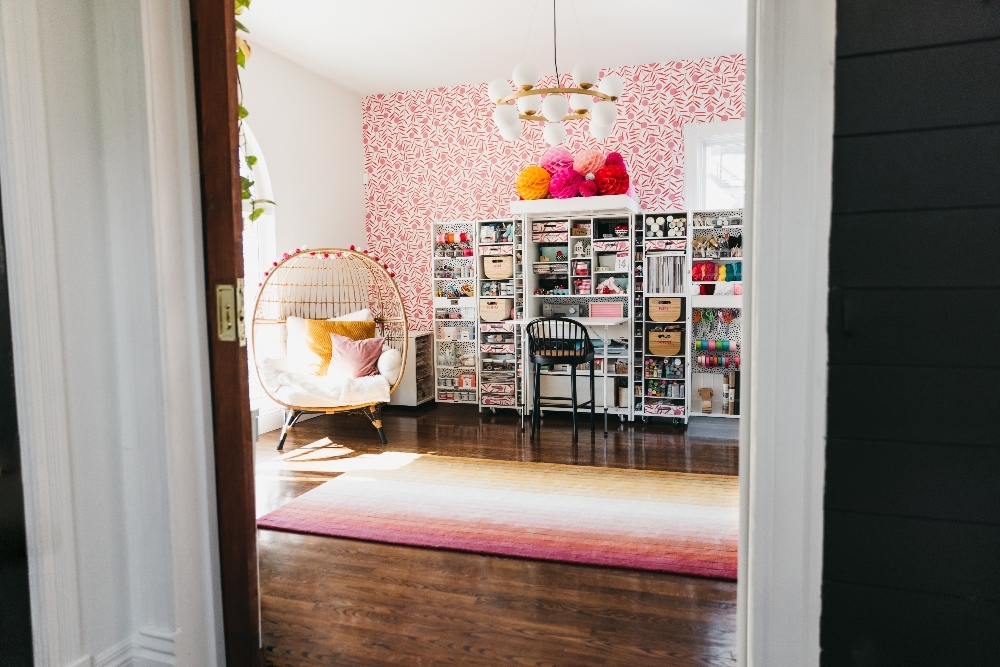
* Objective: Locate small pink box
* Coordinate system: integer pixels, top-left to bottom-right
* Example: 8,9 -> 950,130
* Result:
590,302 -> 624,318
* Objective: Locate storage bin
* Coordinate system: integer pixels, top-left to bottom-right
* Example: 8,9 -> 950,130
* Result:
483,255 -> 513,279
648,330 -> 682,356
649,297 -> 682,322
480,298 -> 513,322
532,221 -> 568,233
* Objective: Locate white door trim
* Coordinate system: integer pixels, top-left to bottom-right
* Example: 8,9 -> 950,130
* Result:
740,0 -> 835,665
683,119 -> 746,210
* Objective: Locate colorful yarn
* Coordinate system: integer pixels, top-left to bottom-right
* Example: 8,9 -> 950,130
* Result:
515,165 -> 551,200
549,167 -> 585,199
539,146 -> 574,174
573,148 -> 605,177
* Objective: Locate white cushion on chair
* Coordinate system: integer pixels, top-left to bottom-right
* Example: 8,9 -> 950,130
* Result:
377,348 -> 402,384
330,308 -> 375,322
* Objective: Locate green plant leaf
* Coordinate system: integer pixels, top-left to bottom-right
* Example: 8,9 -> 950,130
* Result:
235,19 -> 249,33
253,199 -> 275,206
245,155 -> 257,167
236,49 -> 245,68
249,207 -> 264,221
238,105 -> 249,119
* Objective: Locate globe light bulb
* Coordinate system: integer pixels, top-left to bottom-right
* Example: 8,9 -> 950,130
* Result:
517,94 -> 542,115
572,61 -> 599,89
589,120 -> 612,140
569,93 -> 593,113
488,78 -> 513,103
493,105 -> 520,133
543,121 -> 566,146
512,62 -> 538,90
499,120 -> 523,141
592,100 -> 618,126
597,73 -> 624,100
541,94 -> 569,123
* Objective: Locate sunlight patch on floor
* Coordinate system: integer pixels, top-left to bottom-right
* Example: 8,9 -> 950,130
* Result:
257,450 -> 423,474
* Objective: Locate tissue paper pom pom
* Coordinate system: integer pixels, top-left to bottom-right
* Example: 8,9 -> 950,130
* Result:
604,151 -> 625,169
595,164 -> 630,195
349,244 -> 356,250
549,168 -> 584,199
515,165 -> 551,200
539,146 -> 573,174
579,179 -> 598,197
573,148 -> 605,177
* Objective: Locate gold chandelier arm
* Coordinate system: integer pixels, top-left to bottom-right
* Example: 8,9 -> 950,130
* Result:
498,86 -> 616,104
520,111 -> 592,122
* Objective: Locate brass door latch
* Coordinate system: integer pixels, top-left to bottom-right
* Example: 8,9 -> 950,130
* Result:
216,280 -> 247,346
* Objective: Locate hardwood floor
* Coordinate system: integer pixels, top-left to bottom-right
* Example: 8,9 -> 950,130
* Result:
256,404 -> 738,667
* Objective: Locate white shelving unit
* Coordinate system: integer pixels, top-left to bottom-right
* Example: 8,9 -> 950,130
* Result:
515,196 -> 641,421
638,211 -> 692,423
476,219 -> 524,414
689,208 -> 744,418
431,221 -> 479,404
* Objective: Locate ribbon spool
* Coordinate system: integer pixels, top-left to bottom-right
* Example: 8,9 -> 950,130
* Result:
695,339 -> 737,351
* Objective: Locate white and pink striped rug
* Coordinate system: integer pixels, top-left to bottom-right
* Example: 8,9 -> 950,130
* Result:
257,454 -> 738,579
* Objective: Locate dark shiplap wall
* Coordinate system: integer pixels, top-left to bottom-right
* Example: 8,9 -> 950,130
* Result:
824,1 -> 1000,665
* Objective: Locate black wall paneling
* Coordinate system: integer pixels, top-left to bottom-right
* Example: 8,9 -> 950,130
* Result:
824,3 -> 1000,665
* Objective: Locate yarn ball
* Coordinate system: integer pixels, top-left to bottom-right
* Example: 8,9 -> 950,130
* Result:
539,146 -> 574,174
579,179 -> 598,197
573,148 -> 605,177
604,151 -> 626,169
595,164 -> 630,195
549,168 -> 584,199
515,165 -> 551,200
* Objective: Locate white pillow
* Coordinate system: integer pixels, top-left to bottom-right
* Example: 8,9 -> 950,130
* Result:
377,348 -> 402,384
331,308 -> 374,322
285,316 -> 312,373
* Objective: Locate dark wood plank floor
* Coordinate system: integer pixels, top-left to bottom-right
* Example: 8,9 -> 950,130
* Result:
256,403 -> 739,667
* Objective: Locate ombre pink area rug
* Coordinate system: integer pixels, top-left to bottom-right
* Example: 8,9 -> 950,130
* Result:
257,454 -> 738,579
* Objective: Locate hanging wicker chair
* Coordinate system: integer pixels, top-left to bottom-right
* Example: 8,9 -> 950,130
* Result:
252,249 -> 407,449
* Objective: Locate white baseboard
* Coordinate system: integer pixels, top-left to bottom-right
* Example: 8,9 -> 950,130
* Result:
81,631 -> 174,667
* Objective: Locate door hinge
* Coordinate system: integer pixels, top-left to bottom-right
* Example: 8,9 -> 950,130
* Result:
216,284 -> 236,342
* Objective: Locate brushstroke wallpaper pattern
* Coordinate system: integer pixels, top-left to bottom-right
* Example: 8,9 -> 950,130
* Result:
364,54 -> 745,328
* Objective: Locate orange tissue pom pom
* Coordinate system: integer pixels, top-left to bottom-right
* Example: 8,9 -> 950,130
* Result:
515,165 -> 551,200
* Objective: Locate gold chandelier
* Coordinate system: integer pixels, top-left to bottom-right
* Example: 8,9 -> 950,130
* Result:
487,0 -> 624,145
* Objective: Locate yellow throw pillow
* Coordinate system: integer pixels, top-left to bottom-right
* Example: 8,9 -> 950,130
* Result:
303,319 -> 376,375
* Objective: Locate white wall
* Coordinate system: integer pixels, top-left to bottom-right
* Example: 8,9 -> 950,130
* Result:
240,43 -> 366,254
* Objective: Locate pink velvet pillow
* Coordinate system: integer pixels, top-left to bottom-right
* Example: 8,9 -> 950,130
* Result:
326,333 -> 384,378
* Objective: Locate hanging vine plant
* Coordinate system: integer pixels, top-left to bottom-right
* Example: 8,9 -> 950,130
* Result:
235,0 -> 273,222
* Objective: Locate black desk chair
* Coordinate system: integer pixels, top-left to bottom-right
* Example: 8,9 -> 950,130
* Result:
526,318 -> 596,442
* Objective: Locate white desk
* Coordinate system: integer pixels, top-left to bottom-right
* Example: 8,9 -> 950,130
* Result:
510,317 -> 629,436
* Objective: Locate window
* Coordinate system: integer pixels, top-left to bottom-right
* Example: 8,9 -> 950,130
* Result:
683,120 -> 746,209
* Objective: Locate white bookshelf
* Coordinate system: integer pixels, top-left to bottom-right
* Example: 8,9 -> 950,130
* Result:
431,221 -> 479,404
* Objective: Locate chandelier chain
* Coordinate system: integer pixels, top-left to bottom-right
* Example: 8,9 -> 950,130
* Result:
520,0 -> 541,64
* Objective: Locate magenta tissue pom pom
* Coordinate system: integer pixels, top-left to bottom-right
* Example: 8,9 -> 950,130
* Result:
573,149 -> 605,177
579,179 -> 598,197
604,151 -> 626,169
349,244 -> 356,250
539,146 -> 574,174
549,168 -> 584,199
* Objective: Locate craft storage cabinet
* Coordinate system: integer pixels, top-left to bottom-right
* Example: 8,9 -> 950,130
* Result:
515,196 -> 640,420
431,221 -> 479,403
689,209 -> 743,417
390,331 -> 435,406
476,219 -> 524,413
638,211 -> 692,422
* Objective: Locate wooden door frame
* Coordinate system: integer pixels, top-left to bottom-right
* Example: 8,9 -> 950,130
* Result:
182,1 -> 838,666
188,0 -> 261,664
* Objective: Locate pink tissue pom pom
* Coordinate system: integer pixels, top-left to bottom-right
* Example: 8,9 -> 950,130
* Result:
579,180 -> 598,197
539,146 -> 574,174
573,149 -> 605,177
549,168 -> 584,199
604,151 -> 626,169
281,252 -> 289,259
350,244 -> 356,250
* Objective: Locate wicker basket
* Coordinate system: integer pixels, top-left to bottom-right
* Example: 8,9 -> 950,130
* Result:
649,297 -> 682,322
648,330 -> 683,356
483,256 -> 513,279
480,298 -> 513,322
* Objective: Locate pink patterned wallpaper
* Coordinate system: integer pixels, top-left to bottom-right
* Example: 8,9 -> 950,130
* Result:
363,54 -> 745,329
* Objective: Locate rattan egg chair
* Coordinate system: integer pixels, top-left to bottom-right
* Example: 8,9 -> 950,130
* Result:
252,249 -> 408,449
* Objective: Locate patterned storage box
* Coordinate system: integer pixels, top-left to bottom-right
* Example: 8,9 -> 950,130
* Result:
481,394 -> 516,406
480,322 -> 514,333
483,256 -> 513,279
480,343 -> 515,354
481,382 -> 515,395
532,221 -> 568,233
480,244 -> 512,256
532,232 -> 568,243
590,302 -> 624,318
479,298 -> 513,322
593,240 -> 630,252
646,239 -> 687,251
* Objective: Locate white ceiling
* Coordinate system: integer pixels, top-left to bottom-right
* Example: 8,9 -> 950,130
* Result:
241,0 -> 747,96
